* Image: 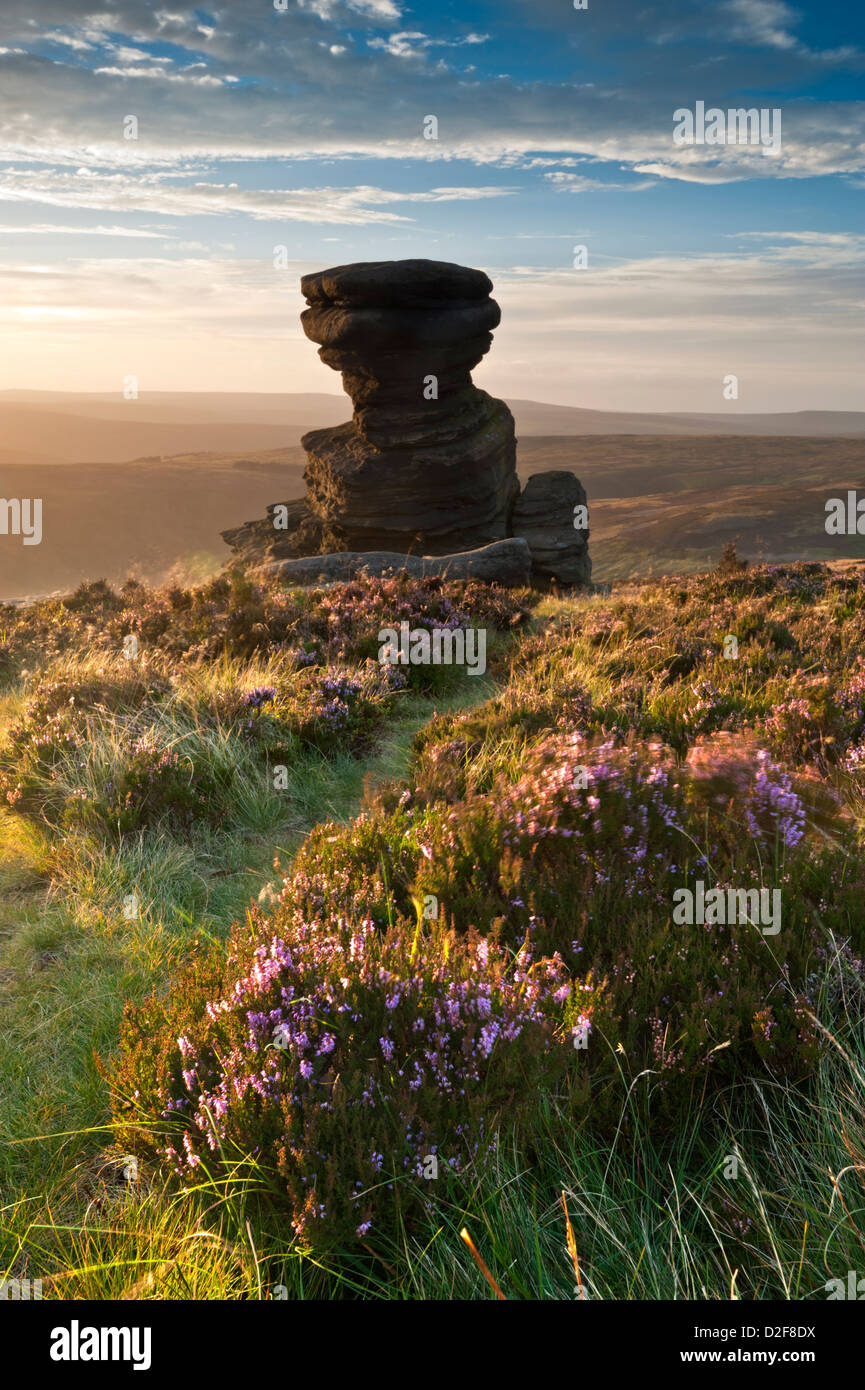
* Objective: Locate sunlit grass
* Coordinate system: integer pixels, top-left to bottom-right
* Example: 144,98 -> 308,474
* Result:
2,562 -> 865,1297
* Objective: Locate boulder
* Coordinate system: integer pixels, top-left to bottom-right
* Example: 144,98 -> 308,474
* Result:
221,499 -> 323,568
511,470 -> 592,586
255,537 -> 532,588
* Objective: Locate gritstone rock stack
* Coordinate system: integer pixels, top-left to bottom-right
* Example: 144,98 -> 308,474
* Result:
222,259 -> 591,587
298,259 -> 518,553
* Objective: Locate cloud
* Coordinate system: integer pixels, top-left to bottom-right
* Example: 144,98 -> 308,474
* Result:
725,0 -> 799,52
367,31 -> 489,59
721,0 -> 862,61
729,230 -> 865,266
0,169 -> 516,223
93,65 -> 234,84
0,222 -> 172,237
1,236 -> 861,408
297,0 -> 403,20
545,172 -> 657,192
43,30 -> 96,51
480,241 -> 865,410
0,2 -> 857,181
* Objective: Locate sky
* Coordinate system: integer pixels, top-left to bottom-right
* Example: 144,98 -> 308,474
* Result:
0,0 -> 862,411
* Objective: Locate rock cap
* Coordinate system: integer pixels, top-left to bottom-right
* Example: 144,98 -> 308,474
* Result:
301,259 -> 494,308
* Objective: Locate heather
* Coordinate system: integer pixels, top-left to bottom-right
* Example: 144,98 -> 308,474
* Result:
0,568 -> 531,677
3,556 -> 865,1297
0,570 -> 529,840
111,723 -> 860,1244
113,913 -> 574,1245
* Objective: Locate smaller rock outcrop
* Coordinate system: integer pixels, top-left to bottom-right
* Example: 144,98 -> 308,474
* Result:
511,471 -> 591,587
222,500 -> 323,570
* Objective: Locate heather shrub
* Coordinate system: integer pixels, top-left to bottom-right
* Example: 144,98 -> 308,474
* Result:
209,663 -> 400,760
68,735 -> 228,837
0,570 -> 534,679
282,804 -> 417,929
268,729 -> 860,1115
112,910 -> 572,1246
102,560 -> 865,1257
112,717 -> 864,1250
0,712 -> 228,837
0,674 -> 229,835
0,699 -> 87,821
0,658 -> 400,838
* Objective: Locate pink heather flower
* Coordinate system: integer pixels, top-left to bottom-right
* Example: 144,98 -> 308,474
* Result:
182,1132 -> 201,1168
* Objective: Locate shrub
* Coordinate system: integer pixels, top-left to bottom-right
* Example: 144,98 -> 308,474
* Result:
114,720 -> 865,1247
224,664 -> 398,760
0,571 -> 535,675
0,677 -> 226,836
266,730 -> 858,1120
70,735 -> 228,837
112,912 -> 572,1246
106,560 -> 865,1250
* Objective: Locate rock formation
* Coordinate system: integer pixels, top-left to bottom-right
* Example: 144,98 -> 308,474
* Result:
511,471 -> 591,586
254,537 -> 532,588
222,259 -> 591,586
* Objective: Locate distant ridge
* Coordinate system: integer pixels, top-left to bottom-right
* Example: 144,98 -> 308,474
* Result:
0,391 -> 862,465
507,400 -> 865,438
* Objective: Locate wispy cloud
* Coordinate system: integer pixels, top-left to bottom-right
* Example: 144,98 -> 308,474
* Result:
0,223 -> 172,238
1,236 -> 861,409
367,30 -> 489,59
0,171 -> 516,223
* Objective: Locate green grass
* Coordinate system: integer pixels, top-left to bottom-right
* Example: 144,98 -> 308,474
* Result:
7,1001 -> 864,1301
3,560 -> 865,1298
0,630 -> 496,1292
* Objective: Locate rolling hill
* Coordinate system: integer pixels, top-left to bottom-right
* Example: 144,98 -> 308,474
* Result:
0,392 -> 863,600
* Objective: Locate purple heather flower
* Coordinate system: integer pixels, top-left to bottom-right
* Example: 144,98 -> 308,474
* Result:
242,686 -> 277,709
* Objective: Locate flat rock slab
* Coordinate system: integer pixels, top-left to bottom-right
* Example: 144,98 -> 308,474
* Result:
301,260 -> 493,308
255,537 -> 532,588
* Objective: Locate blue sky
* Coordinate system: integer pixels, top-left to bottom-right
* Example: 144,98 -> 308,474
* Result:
0,0 -> 862,409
